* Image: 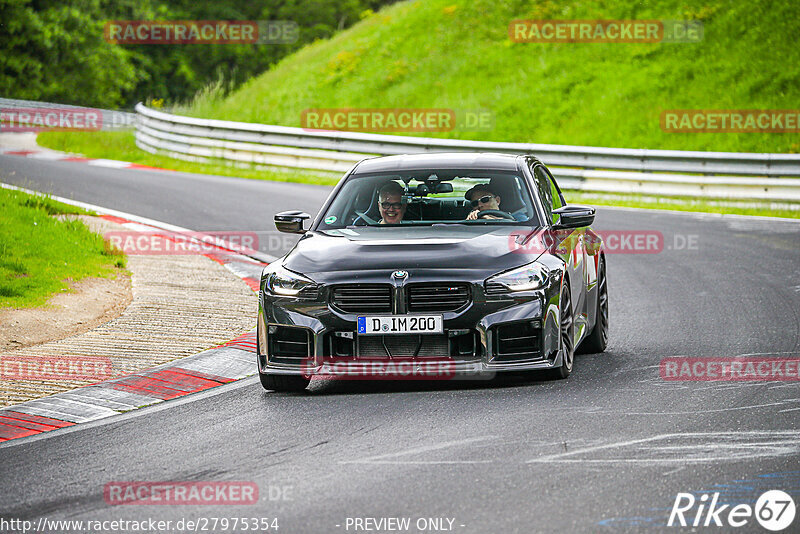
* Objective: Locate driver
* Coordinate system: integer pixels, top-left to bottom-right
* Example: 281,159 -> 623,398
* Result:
465,184 -> 509,220
378,181 -> 407,224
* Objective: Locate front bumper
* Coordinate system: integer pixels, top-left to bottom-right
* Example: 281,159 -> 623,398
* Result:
263,356 -> 564,377
257,272 -> 564,377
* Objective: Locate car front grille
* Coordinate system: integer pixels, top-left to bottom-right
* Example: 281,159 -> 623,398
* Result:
324,330 -> 481,362
407,283 -> 470,312
357,334 -> 450,359
330,284 -> 392,313
330,283 -> 472,314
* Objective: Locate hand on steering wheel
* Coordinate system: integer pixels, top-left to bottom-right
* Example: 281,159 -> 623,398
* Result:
475,209 -> 515,220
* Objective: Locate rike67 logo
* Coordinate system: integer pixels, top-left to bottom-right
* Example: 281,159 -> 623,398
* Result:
668,490 -> 796,531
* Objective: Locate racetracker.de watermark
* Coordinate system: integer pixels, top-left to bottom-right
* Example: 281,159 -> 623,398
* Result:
303,357 -> 458,380
301,108 -> 494,132
660,357 -> 800,381
661,110 -> 800,132
103,20 -> 298,44
103,482 -> 262,505
0,108 -> 102,132
509,19 -> 703,43
1,356 -> 112,381
507,229 -> 698,255
104,231 -> 259,256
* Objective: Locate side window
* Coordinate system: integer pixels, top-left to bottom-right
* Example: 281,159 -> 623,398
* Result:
534,165 -> 567,224
532,165 -> 553,223
544,167 -> 565,211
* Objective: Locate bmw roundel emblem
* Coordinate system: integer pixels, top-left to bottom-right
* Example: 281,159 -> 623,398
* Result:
392,270 -> 408,279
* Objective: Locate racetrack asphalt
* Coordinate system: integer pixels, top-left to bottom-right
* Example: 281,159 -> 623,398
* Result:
1,154 -> 799,533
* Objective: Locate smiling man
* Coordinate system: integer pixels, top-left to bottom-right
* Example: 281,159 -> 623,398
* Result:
378,181 -> 407,224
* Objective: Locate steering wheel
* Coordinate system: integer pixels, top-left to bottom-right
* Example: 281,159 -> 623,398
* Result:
476,209 -> 515,220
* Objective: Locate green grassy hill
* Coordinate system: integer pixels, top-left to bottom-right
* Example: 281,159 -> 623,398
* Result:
184,0 -> 800,153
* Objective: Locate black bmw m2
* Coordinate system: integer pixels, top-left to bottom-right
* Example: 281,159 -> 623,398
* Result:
257,153 -> 608,391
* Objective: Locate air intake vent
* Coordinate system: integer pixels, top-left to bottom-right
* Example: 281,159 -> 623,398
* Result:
331,284 -> 392,313
295,286 -> 319,300
493,321 -> 542,362
407,283 -> 470,312
484,282 -> 508,295
268,326 -> 311,364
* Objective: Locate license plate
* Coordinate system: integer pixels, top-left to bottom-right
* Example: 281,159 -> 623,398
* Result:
357,315 -> 443,335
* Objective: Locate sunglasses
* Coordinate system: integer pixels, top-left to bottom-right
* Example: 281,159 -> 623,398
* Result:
380,201 -> 404,210
470,194 -> 495,207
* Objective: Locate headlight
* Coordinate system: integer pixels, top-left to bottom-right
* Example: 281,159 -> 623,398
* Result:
262,264 -> 317,296
485,262 -> 550,292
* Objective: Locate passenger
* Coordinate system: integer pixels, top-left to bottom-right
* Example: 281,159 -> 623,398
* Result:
464,184 -> 509,220
378,181 -> 407,224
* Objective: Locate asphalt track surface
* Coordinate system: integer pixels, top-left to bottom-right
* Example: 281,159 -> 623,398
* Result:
1,155 -> 799,533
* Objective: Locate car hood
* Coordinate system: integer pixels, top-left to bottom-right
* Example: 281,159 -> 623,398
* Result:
282,226 -> 546,281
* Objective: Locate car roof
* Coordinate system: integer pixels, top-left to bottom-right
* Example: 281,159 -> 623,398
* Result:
352,152 -> 529,174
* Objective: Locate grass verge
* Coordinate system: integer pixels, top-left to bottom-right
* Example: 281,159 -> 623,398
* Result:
0,187 -> 127,309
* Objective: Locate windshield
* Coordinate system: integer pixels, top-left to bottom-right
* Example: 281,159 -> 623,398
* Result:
317,170 -> 541,230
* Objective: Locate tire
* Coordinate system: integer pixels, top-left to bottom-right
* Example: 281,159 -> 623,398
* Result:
259,372 -> 310,392
577,256 -> 608,354
546,280 -> 575,380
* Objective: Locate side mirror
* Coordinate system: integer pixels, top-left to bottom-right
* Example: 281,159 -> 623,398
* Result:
553,205 -> 595,229
275,210 -> 312,234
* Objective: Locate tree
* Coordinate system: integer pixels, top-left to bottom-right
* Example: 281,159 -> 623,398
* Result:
0,0 -> 138,108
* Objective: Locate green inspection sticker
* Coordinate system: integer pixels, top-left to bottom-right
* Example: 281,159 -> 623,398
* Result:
324,215 -> 337,224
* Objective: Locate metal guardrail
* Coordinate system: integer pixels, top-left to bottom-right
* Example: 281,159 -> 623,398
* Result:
2,97 -> 797,203
134,104 -> 800,202
2,100 -> 773,202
